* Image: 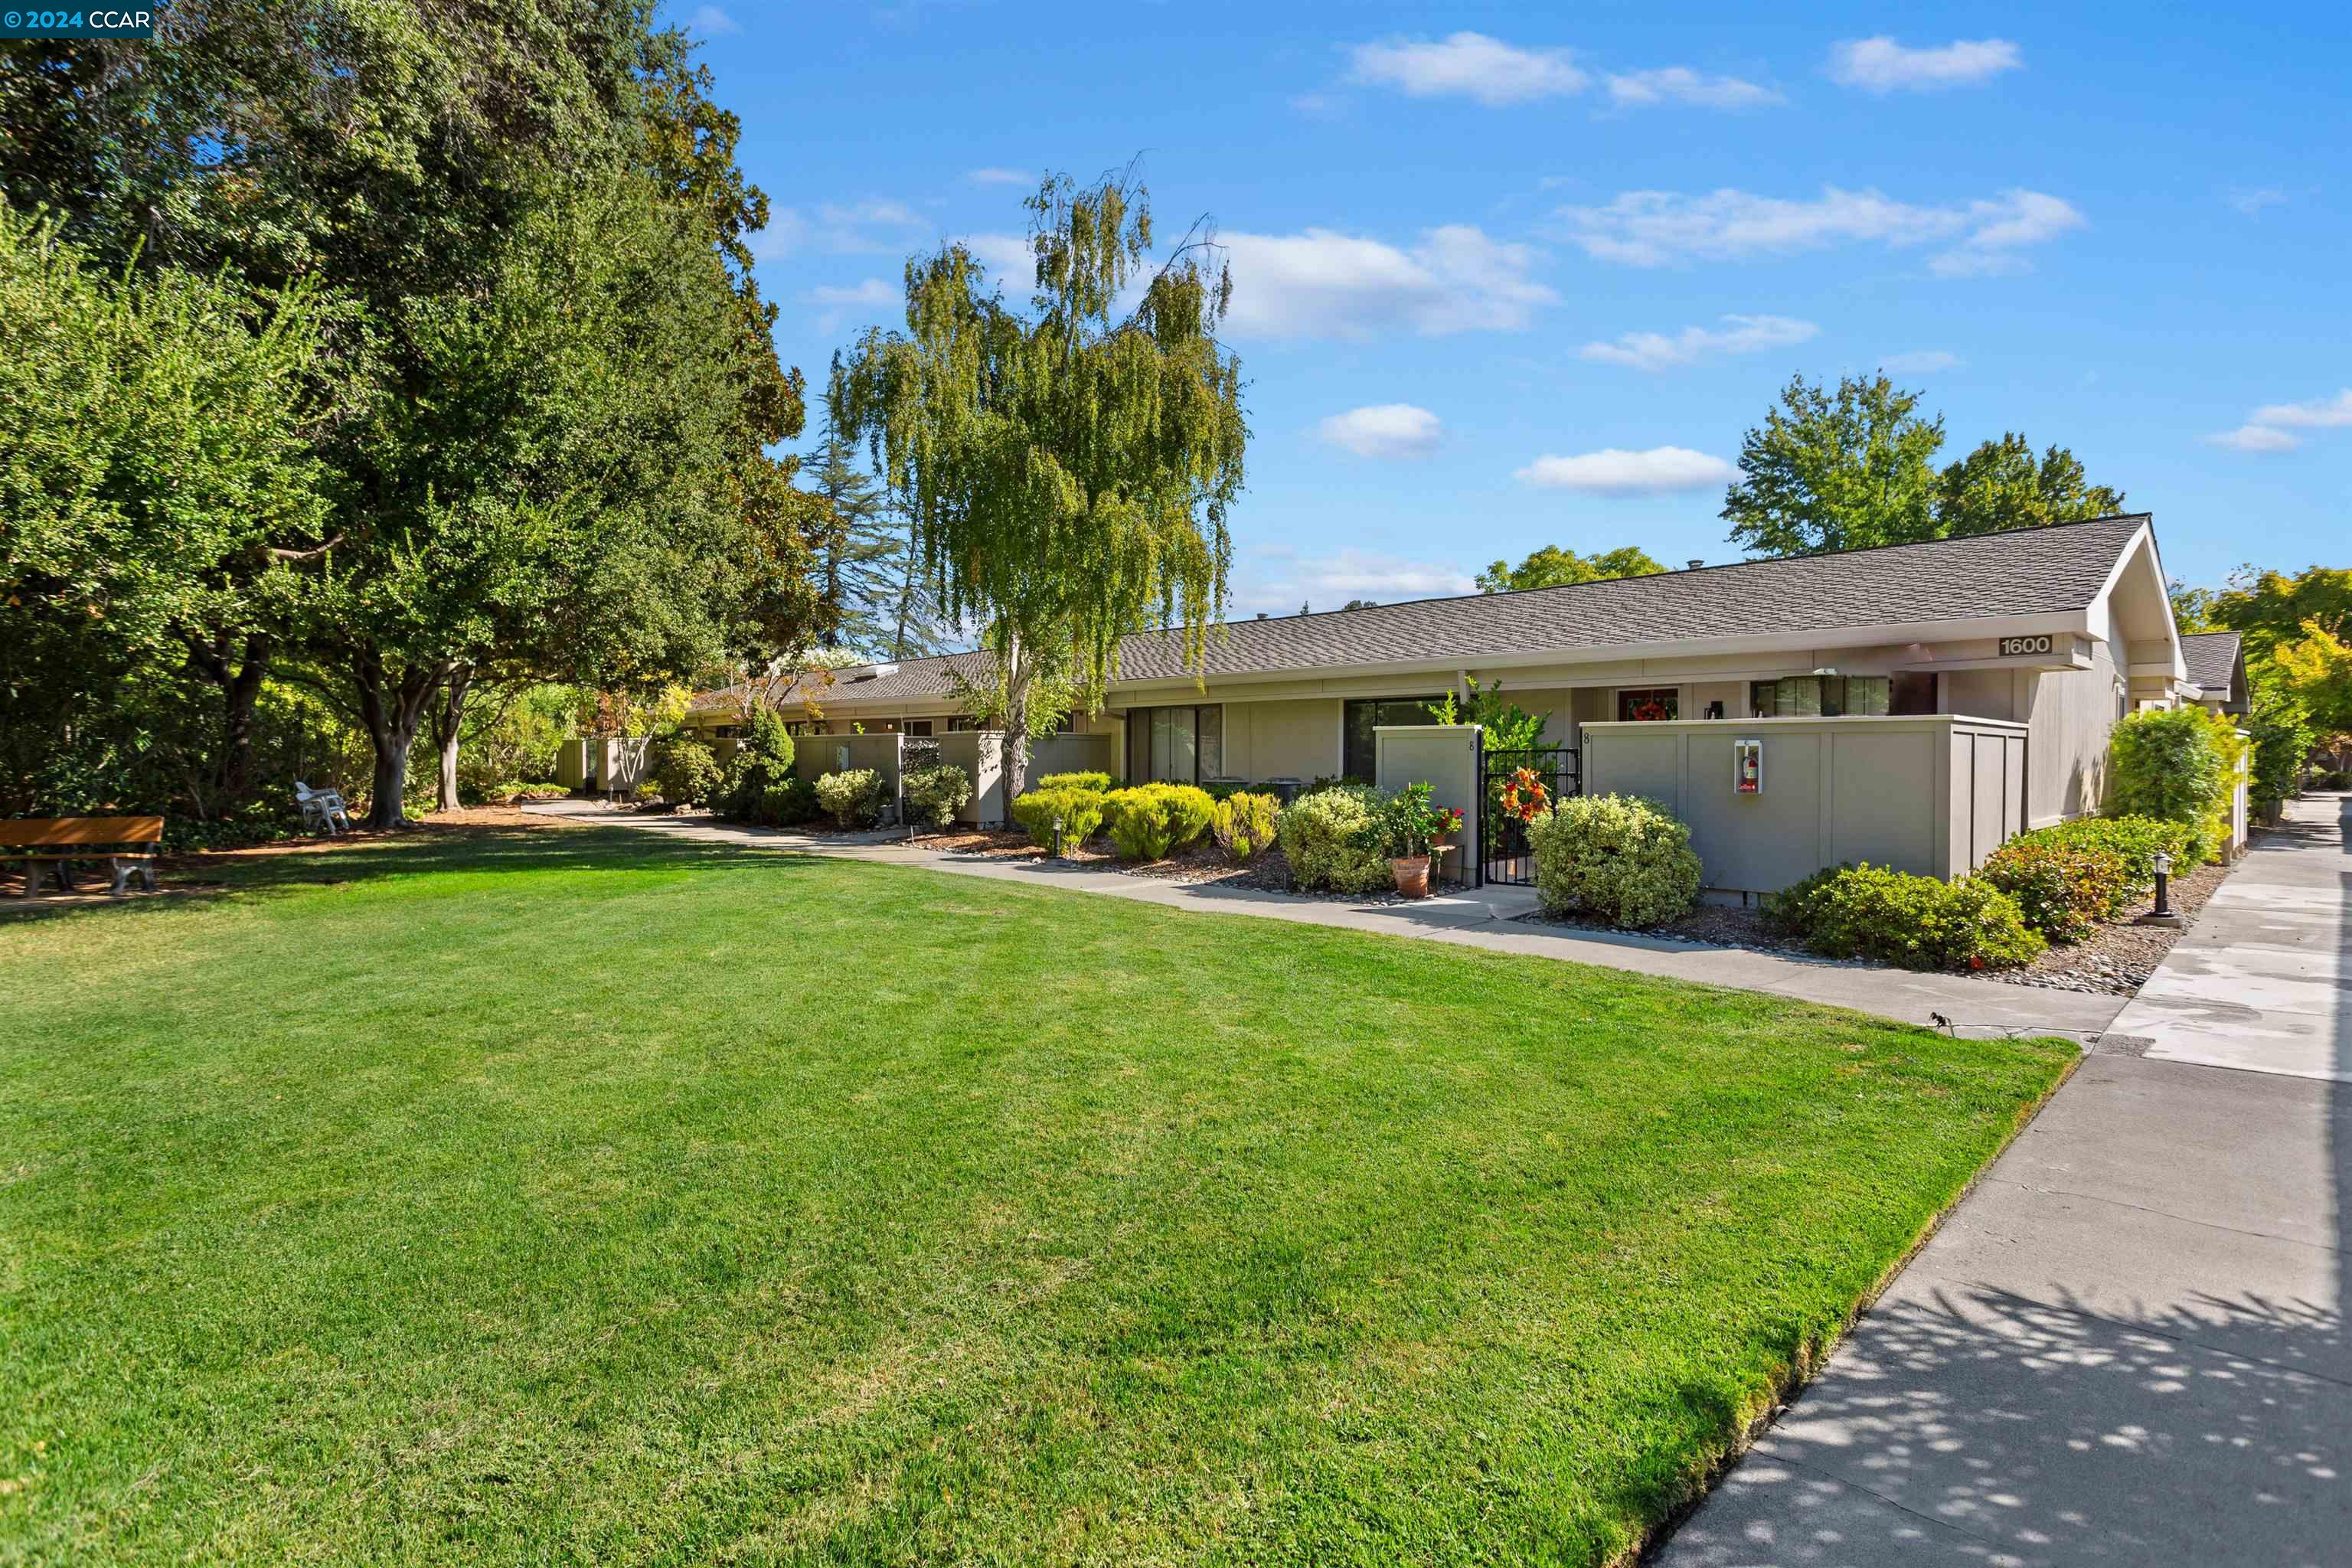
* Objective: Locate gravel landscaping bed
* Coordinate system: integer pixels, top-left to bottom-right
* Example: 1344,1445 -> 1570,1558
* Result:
1514,842 -> 2247,997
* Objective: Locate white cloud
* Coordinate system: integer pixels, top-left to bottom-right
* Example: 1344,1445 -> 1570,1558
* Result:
965,168 -> 1029,185
1605,67 -> 1782,110
2207,388 -> 2352,454
2207,424 -> 2301,454
1240,547 -> 1476,613
1514,446 -> 1737,494
1828,36 -> 2021,93
1555,185 -> 2084,276
1318,403 -> 1443,459
1579,313 -> 1816,371
686,4 -> 740,36
1220,224 -> 1557,338
805,278 -> 898,334
753,198 -> 926,259
1347,32 -> 1588,106
2249,388 -> 2352,428
1880,350 -> 1962,374
2226,185 -> 2288,216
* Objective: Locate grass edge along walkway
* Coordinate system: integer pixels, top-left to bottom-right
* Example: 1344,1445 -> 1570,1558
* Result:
0,827 -> 2081,1566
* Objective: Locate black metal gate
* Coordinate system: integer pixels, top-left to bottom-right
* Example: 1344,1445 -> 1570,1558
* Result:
1478,744 -> 1579,887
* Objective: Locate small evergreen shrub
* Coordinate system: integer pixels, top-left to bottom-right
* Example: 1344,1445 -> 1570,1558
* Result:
1098,783 -> 1214,861
814,768 -> 885,828
651,738 -> 720,809
1769,863 -> 2044,972
2034,814 -> 2194,892
2106,706 -> 2243,865
1033,771 -> 1112,793
1210,791 -> 1280,861
1009,788 -> 1104,849
1276,786 -> 1390,894
903,763 -> 975,829
760,777 -> 821,826
714,713 -> 796,822
1977,836 -> 2130,942
1526,793 -> 1703,929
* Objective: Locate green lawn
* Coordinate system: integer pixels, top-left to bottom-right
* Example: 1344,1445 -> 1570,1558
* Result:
0,826 -> 2073,1566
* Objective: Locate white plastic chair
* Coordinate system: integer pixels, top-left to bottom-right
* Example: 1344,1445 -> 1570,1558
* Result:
295,782 -> 352,835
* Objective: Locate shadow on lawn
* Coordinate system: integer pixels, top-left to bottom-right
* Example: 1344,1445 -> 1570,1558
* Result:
0,822 -> 823,923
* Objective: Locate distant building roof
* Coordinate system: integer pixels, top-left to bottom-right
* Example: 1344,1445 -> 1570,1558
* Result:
2178,629 -> 2244,697
703,514 -> 2155,709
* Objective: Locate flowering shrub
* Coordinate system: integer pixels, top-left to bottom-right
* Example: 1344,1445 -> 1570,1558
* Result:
1010,787 -> 1104,849
814,768 -> 885,828
902,763 -> 975,829
1768,864 -> 2044,972
1527,794 -> 1702,929
1276,786 -> 1390,894
1374,781 -> 1448,858
1211,791 -> 1280,860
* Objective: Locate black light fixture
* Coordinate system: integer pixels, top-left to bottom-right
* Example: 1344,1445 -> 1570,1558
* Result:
2138,851 -> 2183,927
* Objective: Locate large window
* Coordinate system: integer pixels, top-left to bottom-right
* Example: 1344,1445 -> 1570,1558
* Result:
1746,675 -> 1893,717
1343,696 -> 1442,783
1125,704 -> 1223,785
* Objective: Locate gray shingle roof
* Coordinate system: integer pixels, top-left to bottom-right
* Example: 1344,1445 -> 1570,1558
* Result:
2179,630 -> 2243,694
740,514 -> 2151,707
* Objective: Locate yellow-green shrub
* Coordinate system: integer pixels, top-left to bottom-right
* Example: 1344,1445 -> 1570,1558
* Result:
1527,794 -> 1702,929
1210,791 -> 1279,861
1099,782 -> 1214,860
1010,787 -> 1104,849
1276,786 -> 1389,893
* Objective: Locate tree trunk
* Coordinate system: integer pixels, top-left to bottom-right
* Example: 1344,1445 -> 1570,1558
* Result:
998,630 -> 1032,812
185,631 -> 273,812
350,647 -> 447,829
430,665 -> 475,813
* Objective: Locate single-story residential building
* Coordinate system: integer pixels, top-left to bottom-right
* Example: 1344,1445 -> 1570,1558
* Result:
684,514 -> 2209,893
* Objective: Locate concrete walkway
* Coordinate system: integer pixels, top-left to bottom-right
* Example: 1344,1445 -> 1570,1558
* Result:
1657,795 -> 2350,1567
521,799 -> 2125,1041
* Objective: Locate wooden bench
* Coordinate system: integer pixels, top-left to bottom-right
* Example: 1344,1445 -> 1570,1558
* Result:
2,817 -> 165,899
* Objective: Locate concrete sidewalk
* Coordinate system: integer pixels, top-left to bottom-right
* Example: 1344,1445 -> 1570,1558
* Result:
522,799 -> 2125,1041
1657,795 -> 2349,1567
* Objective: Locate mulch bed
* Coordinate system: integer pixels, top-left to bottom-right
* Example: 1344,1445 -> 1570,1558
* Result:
1514,842 -> 2248,996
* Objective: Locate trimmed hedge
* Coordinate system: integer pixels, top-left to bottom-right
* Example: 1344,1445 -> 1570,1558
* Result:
1527,794 -> 1702,929
1768,864 -> 2044,972
1276,786 -> 1390,894
1210,792 -> 1280,861
1010,787 -> 1105,850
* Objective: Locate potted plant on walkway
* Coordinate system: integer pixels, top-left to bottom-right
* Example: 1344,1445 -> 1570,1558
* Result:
1378,782 -> 1446,898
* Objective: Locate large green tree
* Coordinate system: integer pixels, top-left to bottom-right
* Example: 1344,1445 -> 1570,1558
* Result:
1476,544 -> 1666,594
4,6 -> 825,825
1936,433 -> 2127,538
835,167 -> 1247,796
1721,373 -> 2123,557
0,208 -> 328,819
799,407 -> 950,661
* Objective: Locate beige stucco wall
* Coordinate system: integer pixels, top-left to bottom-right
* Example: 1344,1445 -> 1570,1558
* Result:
1373,724 -> 1480,877
1582,716 -> 2027,895
2020,602 -> 2126,826
933,731 -> 1003,824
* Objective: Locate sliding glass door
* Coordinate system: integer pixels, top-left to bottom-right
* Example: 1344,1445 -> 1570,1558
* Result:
1125,704 -> 1223,785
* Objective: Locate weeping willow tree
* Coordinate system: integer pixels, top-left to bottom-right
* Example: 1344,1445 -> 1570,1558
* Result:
833,165 -> 1247,798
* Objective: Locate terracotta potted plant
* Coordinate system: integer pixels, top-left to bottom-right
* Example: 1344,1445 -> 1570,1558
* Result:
1380,782 -> 1445,898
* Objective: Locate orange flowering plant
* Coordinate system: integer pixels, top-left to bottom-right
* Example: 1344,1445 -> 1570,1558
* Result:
1497,766 -> 1550,822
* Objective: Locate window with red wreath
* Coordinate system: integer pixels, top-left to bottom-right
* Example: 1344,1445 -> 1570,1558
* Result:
1616,688 -> 1679,721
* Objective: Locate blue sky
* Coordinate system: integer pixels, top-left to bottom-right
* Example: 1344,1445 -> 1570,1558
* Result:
677,2 -> 2348,616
